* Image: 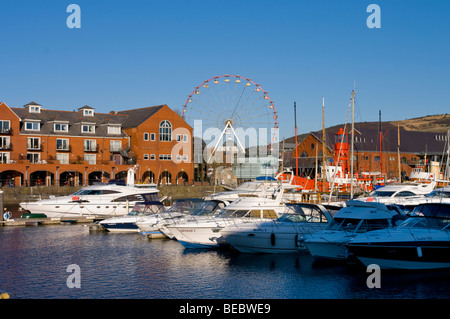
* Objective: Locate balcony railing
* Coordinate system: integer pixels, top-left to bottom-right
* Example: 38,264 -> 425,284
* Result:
0,128 -> 11,135
0,143 -> 11,150
27,144 -> 42,151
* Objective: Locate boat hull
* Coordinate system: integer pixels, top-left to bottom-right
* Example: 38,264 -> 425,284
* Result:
347,241 -> 450,270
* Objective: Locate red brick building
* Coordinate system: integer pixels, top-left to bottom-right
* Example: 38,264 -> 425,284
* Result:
286,123 -> 448,181
0,101 -> 193,186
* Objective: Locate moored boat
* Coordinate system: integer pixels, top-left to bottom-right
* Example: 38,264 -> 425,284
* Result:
301,200 -> 406,261
346,202 -> 450,270
221,203 -> 333,253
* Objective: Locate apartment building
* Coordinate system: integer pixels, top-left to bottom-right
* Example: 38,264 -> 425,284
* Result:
0,101 -> 193,186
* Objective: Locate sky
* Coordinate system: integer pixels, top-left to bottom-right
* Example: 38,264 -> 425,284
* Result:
1,0 -> 449,141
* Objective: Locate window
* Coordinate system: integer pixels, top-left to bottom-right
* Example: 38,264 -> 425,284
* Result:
83,109 -> 94,116
0,137 -> 10,150
110,140 -> 121,152
144,154 -> 149,160
176,134 -> 182,142
159,120 -> 172,141
150,154 -> 155,160
84,154 -> 96,164
84,139 -> 97,151
0,152 -> 10,164
374,156 -> 380,162
150,133 -> 155,141
144,133 -> 149,141
56,138 -> 69,151
27,137 -> 40,150
54,123 -> 68,132
25,122 -> 40,131
0,121 -> 10,133
108,126 -> 121,135
82,124 -> 95,133
27,153 -> 40,164
183,134 -> 188,142
56,153 -> 69,164
29,106 -> 41,113
183,155 -> 188,161
159,154 -> 172,160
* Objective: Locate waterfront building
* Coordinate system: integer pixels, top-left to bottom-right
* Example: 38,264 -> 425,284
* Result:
286,122 -> 449,182
0,101 -> 193,186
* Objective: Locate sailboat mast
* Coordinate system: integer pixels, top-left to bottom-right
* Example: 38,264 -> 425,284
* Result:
379,110 -> 382,176
294,102 -> 298,176
350,89 -> 355,198
397,125 -> 401,182
322,97 -> 326,192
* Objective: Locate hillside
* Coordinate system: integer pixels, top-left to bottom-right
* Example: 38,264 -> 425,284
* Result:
285,113 -> 450,144
390,114 -> 450,132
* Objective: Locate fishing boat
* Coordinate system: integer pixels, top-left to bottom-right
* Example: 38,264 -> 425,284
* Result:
221,203 -> 333,253
300,200 -> 406,261
19,167 -> 159,219
346,203 -> 450,270
166,184 -> 288,249
98,200 -> 166,232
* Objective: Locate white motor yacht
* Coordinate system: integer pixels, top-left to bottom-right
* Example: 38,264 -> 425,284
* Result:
355,181 -> 436,207
221,203 -> 333,253
19,167 -> 159,219
135,198 -> 213,238
167,185 -> 288,249
301,200 -> 406,261
347,203 -> 450,270
99,200 -> 165,232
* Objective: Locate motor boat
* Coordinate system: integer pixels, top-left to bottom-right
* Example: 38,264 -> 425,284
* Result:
354,181 -> 436,207
300,200 -> 406,261
220,203 -> 333,253
135,198 -> 216,238
166,184 -> 288,249
205,171 -> 299,202
99,200 -> 166,232
346,203 -> 450,270
19,167 -> 159,219
156,199 -> 230,239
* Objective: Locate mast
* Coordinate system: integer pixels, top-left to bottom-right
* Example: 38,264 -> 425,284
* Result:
397,125 -> 401,183
379,110 -> 382,176
294,102 -> 298,176
322,97 -> 326,192
350,88 -> 355,198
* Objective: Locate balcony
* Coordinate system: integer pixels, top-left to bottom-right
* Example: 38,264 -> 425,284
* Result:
27,144 -> 42,151
56,145 -> 71,152
0,143 -> 11,150
0,128 -> 11,135
84,146 -> 97,152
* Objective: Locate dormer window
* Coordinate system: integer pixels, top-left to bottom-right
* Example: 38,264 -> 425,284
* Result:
79,105 -> 95,117
25,120 -> 40,131
82,124 -> 95,133
29,106 -> 41,113
25,102 -> 42,113
54,122 -> 69,132
107,125 -> 121,135
83,109 -> 94,116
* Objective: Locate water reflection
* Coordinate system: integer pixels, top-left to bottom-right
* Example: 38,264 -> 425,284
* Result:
2,225 -> 450,299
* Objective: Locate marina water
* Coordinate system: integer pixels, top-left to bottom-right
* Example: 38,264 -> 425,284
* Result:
2,224 -> 450,299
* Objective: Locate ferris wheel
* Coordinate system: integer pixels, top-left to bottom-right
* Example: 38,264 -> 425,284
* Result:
182,74 -> 279,161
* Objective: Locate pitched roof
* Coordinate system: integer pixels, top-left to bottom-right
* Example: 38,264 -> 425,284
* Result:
118,105 -> 165,128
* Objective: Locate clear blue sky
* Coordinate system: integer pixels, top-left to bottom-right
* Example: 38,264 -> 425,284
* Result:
1,0 -> 449,140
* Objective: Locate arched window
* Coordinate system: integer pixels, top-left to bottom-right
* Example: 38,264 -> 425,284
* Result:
159,120 -> 172,141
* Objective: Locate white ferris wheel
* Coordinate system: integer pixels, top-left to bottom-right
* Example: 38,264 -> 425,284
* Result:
182,74 -> 279,162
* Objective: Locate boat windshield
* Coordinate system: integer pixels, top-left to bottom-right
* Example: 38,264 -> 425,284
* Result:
192,201 -> 226,216
369,191 -> 396,197
400,204 -> 450,229
426,190 -> 450,198
128,202 -> 165,216
276,204 -> 328,223
329,217 -> 390,232
73,189 -> 121,195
